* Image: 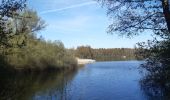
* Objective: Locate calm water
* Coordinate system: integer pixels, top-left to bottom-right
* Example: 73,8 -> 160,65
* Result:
0,61 -> 167,100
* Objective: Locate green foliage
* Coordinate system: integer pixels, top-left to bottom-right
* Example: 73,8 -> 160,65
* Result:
5,38 -> 77,70
76,46 -> 93,59
75,46 -> 137,61
0,1 -> 77,71
0,0 -> 26,47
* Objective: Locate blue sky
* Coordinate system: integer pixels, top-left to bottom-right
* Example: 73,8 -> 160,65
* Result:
28,0 -> 154,48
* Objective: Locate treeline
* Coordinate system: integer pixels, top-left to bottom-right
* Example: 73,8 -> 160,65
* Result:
0,1 -> 77,71
74,46 -> 137,61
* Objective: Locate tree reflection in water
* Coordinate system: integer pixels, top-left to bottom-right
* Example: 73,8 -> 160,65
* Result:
0,68 -> 78,100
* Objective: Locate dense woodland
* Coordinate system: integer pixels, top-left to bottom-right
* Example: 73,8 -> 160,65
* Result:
0,1 -> 77,71
74,46 -> 137,61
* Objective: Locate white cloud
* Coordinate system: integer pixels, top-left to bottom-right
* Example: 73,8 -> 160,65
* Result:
40,1 -> 97,14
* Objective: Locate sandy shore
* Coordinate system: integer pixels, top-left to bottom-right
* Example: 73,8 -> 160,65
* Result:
76,58 -> 96,65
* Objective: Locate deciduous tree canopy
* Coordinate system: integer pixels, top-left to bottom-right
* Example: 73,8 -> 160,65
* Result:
75,46 -> 137,61
0,0 -> 77,71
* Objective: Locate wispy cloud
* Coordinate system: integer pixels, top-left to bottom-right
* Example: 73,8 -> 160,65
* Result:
40,1 -> 96,14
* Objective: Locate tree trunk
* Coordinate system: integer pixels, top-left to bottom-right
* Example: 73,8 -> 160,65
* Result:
162,0 -> 170,33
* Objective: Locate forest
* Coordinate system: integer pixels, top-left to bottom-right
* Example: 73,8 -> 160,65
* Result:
74,46 -> 137,61
0,1 -> 77,72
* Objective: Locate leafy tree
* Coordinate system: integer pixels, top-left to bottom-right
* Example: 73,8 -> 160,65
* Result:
0,0 -> 26,47
0,0 -> 26,70
75,46 -> 136,61
13,9 -> 46,34
4,9 -> 77,70
0,1 -> 77,71
76,46 -> 93,59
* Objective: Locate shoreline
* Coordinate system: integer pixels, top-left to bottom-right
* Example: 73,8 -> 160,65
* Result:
76,58 -> 96,65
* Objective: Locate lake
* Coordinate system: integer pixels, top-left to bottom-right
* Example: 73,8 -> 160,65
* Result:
0,61 -> 166,100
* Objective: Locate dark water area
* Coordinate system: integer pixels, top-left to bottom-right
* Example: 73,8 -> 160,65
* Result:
0,61 -> 168,100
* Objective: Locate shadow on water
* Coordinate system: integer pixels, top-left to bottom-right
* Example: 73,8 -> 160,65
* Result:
0,68 -> 78,100
140,64 -> 170,100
